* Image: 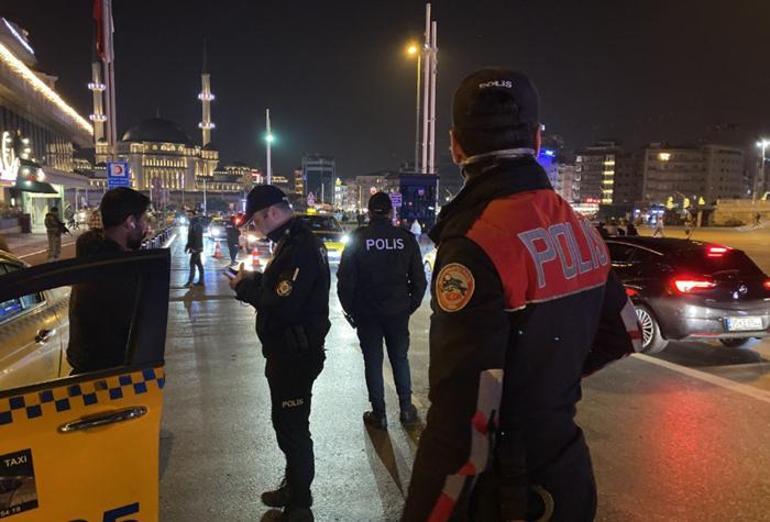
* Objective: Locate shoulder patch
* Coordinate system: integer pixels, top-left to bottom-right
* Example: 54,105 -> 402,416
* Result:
436,263 -> 475,312
276,279 -> 293,297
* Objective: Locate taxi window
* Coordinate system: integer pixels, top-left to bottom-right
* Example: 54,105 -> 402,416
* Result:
300,215 -> 342,232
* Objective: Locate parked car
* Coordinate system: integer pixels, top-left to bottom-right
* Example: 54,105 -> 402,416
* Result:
606,237 -> 770,353
0,250 -> 71,390
297,213 -> 349,263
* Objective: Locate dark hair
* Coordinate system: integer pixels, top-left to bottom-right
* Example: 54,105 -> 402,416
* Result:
50,206 -> 58,212
453,123 -> 538,157
100,187 -> 150,229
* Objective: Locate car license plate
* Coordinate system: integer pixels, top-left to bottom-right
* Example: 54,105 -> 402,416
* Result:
726,316 -> 764,331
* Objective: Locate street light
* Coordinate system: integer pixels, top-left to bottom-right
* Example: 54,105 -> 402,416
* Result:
755,138 -> 769,202
406,41 -> 421,173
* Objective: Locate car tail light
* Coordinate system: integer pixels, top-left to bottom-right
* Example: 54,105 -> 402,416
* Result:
706,245 -> 731,257
764,279 -> 770,291
672,277 -> 717,293
625,287 -> 638,297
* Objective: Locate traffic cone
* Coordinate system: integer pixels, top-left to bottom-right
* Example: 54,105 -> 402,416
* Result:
213,240 -> 223,259
252,247 -> 261,270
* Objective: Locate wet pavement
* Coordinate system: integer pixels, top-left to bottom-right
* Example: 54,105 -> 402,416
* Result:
155,228 -> 770,521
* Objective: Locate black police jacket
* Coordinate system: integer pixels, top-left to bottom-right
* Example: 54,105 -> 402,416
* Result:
185,218 -> 204,253
66,231 -> 137,372
402,157 -> 642,521
225,221 -> 240,247
337,216 -> 427,318
235,217 -> 331,358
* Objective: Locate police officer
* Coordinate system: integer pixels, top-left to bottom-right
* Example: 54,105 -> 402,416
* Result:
337,192 -> 427,429
229,186 -> 330,522
402,69 -> 642,521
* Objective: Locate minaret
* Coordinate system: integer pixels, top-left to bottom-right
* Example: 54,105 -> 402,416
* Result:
88,60 -> 107,144
198,40 -> 215,146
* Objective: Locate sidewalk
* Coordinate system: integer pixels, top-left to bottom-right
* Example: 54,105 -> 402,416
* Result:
1,229 -> 85,259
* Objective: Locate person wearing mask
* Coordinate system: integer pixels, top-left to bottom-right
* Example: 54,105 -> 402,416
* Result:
44,206 -> 68,261
402,68 -> 641,521
66,187 -> 151,374
184,209 -> 205,286
337,192 -> 427,429
229,185 -> 330,522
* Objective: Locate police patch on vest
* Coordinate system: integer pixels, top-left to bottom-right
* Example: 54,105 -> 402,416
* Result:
436,263 -> 475,312
276,280 -> 293,297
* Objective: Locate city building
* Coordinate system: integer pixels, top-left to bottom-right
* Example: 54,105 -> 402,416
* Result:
114,117 -> 218,208
302,155 -> 336,205
556,164 -> 579,203
294,168 -> 304,195
0,17 -> 93,230
575,141 -> 623,205
640,143 -> 745,205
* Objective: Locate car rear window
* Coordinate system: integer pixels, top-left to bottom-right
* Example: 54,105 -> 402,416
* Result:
672,248 -> 765,277
300,216 -> 342,232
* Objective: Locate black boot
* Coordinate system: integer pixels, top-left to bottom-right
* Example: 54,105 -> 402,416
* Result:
363,410 -> 387,430
261,479 -> 291,508
280,506 -> 314,522
400,404 -> 420,426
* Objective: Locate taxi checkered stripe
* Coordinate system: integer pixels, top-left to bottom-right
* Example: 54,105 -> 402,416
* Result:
0,367 -> 165,426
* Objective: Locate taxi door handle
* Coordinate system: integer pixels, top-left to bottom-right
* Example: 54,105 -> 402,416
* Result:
58,406 -> 148,433
35,329 -> 52,343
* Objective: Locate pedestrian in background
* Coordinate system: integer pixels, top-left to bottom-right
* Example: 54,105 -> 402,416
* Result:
229,185 -> 330,522
44,206 -> 68,261
403,68 -> 641,521
225,214 -> 241,266
87,206 -> 103,231
410,219 -> 423,242
652,218 -> 665,237
337,192 -> 427,430
184,209 -> 204,287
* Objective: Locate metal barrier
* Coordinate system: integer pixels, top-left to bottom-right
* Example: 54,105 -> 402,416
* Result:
141,226 -> 174,250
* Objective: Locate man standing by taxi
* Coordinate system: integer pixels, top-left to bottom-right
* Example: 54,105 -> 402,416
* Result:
229,185 -> 330,522
402,69 -> 642,521
44,206 -> 68,261
337,192 -> 426,429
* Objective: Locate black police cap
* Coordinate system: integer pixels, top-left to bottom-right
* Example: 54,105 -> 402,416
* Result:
453,68 -> 539,131
244,185 -> 289,222
368,192 -> 392,214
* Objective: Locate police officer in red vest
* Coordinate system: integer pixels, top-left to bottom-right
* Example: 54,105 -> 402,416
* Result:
402,69 -> 642,521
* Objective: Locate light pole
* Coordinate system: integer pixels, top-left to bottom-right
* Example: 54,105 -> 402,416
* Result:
406,43 -> 421,173
755,139 -> 769,202
265,109 -> 274,185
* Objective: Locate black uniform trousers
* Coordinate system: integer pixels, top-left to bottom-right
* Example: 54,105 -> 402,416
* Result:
356,312 -> 412,414
187,251 -> 204,283
265,351 -> 324,508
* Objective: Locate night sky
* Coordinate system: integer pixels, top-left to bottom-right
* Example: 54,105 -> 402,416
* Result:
4,1 -> 770,178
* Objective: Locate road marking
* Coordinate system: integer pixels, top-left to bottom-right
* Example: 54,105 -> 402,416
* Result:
635,353 -> 770,405
19,241 -> 76,260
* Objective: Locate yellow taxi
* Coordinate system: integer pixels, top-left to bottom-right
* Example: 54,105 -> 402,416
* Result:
0,249 -> 170,521
0,250 -> 71,390
297,213 -> 349,263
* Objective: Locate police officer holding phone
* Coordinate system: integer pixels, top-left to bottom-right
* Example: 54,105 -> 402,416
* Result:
228,185 -> 330,522
337,192 -> 427,430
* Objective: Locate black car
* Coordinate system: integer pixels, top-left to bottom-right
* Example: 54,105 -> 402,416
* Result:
607,237 -> 770,353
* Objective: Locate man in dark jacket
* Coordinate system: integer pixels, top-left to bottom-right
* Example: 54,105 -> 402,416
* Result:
225,214 -> 241,265
229,185 -> 330,522
337,192 -> 427,429
402,69 -> 642,522
67,187 -> 150,373
184,209 -> 204,286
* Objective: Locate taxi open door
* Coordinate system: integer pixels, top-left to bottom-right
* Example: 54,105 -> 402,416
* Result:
0,249 -> 169,522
